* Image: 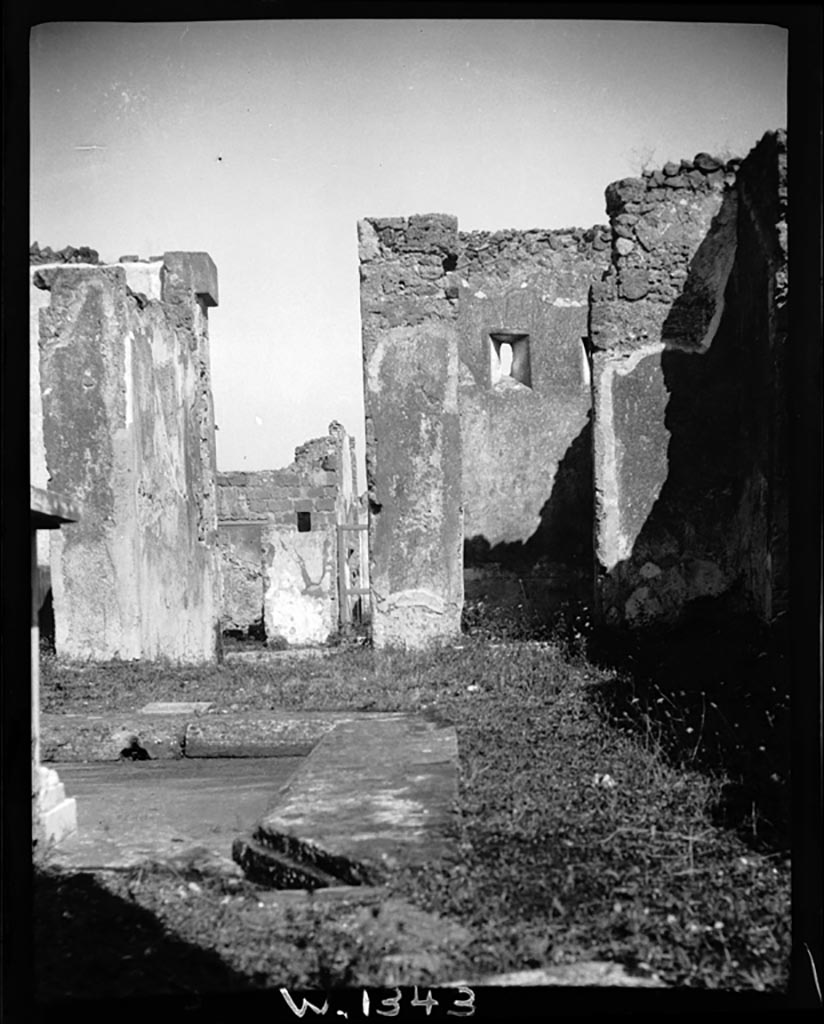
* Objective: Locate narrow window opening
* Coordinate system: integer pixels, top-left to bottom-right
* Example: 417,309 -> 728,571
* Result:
489,331 -> 532,389
499,343 -> 514,377
297,511 -> 312,532
580,336 -> 592,387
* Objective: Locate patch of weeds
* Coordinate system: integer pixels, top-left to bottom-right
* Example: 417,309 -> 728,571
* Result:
36,639 -> 791,994
584,614 -> 791,851
461,598 -> 558,643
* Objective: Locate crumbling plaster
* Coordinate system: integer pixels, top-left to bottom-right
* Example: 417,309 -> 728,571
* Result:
31,248 -> 221,663
359,216 -> 465,648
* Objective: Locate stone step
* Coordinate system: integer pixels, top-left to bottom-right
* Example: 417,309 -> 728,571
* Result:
247,824 -> 380,887
231,836 -> 345,890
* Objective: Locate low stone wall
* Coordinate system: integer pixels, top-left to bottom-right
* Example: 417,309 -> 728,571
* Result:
217,423 -> 360,645
590,132 -> 787,629
30,251 -> 221,662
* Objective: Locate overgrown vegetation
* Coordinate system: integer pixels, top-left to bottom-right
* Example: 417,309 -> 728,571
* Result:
36,604 -> 791,998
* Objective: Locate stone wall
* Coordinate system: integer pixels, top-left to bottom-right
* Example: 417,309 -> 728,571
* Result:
358,215 -> 464,648
30,250 -> 221,662
216,422 -> 361,645
457,225 -> 611,614
590,131 -> 788,629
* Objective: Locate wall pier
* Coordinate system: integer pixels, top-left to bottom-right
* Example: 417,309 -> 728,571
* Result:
359,215 -> 464,648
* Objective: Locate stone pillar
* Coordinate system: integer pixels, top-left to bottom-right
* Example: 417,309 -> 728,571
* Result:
32,252 -> 221,663
358,215 -> 464,648
31,487 -> 79,847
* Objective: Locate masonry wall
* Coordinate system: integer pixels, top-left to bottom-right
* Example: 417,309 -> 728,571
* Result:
457,226 -> 611,613
590,132 -> 788,629
31,249 -> 221,662
216,422 -> 360,645
358,215 -> 464,648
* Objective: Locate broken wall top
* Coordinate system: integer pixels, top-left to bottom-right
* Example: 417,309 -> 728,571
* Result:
589,131 -> 785,357
217,421 -> 358,524
589,149 -> 742,355
30,249 -> 219,309
459,223 -> 611,277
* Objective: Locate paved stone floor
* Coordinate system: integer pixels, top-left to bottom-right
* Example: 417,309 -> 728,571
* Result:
49,757 -> 304,871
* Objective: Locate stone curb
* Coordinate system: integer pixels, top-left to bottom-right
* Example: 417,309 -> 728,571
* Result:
448,962 -> 666,987
40,711 -> 408,762
40,713 -> 187,762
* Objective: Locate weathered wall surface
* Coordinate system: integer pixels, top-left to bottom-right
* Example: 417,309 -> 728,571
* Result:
216,422 -> 359,644
457,226 -> 611,611
359,215 -> 464,648
262,527 -> 337,645
217,523 -> 266,636
590,133 -> 787,628
32,251 -> 221,662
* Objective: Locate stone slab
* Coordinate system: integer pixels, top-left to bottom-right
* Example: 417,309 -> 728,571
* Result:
183,712 -> 404,758
453,961 -> 665,987
223,647 -> 335,662
39,710 -> 407,762
252,714 -> 459,882
139,701 -> 213,715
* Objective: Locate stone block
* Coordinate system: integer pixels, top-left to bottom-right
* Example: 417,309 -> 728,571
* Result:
122,261 -> 163,302
31,764 -> 75,847
162,251 -> 218,306
357,219 -> 380,262
140,701 -> 213,715
400,214 -> 459,254
619,269 -> 650,300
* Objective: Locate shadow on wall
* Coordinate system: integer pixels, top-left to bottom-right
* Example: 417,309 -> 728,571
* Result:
38,588 -> 56,654
464,412 -> 594,622
590,179 -> 790,848
600,192 -> 762,630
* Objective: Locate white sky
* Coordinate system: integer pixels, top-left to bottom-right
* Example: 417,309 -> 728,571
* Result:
30,19 -> 787,481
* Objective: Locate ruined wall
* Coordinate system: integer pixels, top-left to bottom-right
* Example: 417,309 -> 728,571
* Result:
590,132 -> 788,629
358,215 -> 464,648
31,249 -> 221,662
216,422 -> 360,645
457,226 -> 611,612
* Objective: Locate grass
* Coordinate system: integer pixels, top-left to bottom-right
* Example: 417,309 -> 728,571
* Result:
35,606 -> 791,998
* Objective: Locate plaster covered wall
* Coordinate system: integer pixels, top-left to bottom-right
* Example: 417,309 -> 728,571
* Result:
216,422 -> 360,645
590,132 -> 788,629
457,226 -> 611,612
358,215 -> 464,648
31,249 -> 221,662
